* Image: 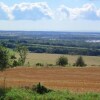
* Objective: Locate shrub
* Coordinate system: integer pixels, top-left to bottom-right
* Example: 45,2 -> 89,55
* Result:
10,55 -> 16,59
47,64 -> 54,67
12,59 -> 24,67
74,56 -> 86,67
36,63 -> 44,66
32,82 -> 52,94
56,56 -> 68,66
12,60 -> 20,67
0,87 -> 6,99
5,88 -> 34,100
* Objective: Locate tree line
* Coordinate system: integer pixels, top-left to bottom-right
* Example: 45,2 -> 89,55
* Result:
0,31 -> 100,56
0,45 -> 86,71
0,46 -> 28,71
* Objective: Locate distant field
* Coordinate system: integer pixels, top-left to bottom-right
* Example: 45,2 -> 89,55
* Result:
24,53 -> 100,67
0,67 -> 100,92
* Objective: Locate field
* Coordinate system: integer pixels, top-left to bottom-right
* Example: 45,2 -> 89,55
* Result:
0,67 -> 100,92
25,53 -> 100,66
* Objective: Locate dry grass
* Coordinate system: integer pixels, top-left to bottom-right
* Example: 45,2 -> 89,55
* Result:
0,67 -> 100,92
25,53 -> 100,66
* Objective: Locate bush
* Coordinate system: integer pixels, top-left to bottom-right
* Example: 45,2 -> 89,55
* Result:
74,56 -> 86,67
36,63 -> 44,66
12,58 -> 24,67
47,64 -> 54,67
0,87 -> 6,99
56,56 -> 68,66
10,55 -> 16,59
5,88 -> 34,100
12,60 -> 20,67
32,82 -> 52,94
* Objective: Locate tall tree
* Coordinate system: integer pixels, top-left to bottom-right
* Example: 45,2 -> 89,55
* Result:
0,46 -> 10,71
74,56 -> 86,67
17,46 -> 28,66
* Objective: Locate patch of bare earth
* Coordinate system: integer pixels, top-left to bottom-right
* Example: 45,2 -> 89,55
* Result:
0,67 -> 100,92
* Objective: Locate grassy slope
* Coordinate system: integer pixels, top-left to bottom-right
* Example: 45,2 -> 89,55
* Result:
4,88 -> 100,100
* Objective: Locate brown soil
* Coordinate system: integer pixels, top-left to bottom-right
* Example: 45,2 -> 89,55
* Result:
0,67 -> 100,92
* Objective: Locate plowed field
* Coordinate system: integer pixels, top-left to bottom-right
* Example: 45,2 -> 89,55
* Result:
0,67 -> 100,92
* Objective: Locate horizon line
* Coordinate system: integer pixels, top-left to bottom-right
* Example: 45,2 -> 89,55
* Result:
0,30 -> 100,33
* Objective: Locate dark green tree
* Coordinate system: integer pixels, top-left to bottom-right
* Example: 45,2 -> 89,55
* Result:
74,56 -> 86,67
56,56 -> 68,66
32,82 -> 51,94
0,46 -> 10,71
17,46 -> 28,66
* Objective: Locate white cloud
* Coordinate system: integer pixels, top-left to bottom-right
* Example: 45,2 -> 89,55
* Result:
97,9 -> 100,17
0,2 -> 13,20
59,3 -> 100,20
0,2 -> 100,21
11,2 -> 53,20
0,2 -> 53,20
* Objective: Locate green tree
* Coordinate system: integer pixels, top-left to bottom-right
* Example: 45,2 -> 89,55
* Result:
0,46 -> 10,71
17,46 -> 28,66
74,56 -> 86,67
56,56 -> 68,66
0,46 -> 11,89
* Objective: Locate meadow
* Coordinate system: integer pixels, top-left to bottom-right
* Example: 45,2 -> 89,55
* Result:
25,53 -> 100,67
1,88 -> 100,100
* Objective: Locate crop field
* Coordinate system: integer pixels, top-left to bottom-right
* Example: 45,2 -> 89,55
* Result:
0,67 -> 100,92
24,53 -> 100,66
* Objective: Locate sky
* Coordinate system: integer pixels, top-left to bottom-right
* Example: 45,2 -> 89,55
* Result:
0,0 -> 100,31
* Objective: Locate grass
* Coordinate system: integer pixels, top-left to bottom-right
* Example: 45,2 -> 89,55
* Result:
1,87 -> 100,100
24,53 -> 100,67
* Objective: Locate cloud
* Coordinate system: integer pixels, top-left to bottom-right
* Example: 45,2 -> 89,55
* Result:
0,2 -> 13,20
11,2 -> 53,20
58,3 -> 100,20
0,2 -> 100,21
0,2 -> 53,20
97,9 -> 100,17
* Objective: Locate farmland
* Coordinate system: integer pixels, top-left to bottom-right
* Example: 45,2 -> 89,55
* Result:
0,67 -> 100,92
0,31 -> 100,99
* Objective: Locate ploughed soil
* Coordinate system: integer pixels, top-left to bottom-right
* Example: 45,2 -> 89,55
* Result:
0,67 -> 100,92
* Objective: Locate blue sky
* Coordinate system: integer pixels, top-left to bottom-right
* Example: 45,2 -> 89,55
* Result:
0,0 -> 100,31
